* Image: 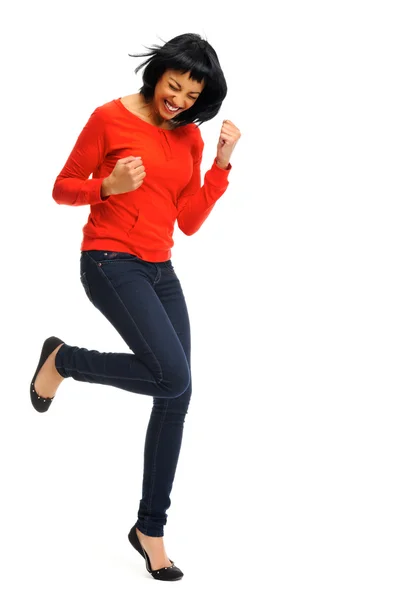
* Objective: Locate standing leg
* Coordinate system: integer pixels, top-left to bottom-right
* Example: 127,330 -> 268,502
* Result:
132,261 -> 192,571
135,261 -> 192,537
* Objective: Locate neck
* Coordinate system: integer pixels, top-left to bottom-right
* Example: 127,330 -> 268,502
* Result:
139,94 -> 171,129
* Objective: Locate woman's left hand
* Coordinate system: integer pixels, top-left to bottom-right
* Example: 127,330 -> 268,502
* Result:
216,120 -> 241,168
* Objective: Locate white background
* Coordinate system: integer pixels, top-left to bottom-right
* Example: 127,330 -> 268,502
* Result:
1,1 -> 399,598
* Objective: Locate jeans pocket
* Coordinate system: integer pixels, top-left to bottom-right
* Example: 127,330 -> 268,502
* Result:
80,271 -> 93,303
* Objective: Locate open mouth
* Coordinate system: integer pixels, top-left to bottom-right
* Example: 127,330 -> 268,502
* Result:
164,100 -> 180,114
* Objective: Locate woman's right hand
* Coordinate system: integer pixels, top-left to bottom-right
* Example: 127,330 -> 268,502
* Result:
104,156 -> 146,195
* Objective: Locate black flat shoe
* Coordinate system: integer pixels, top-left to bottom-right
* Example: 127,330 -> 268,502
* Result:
128,525 -> 184,581
30,336 -> 65,413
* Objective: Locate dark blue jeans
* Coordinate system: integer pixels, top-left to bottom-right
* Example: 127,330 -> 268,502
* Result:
54,250 -> 192,537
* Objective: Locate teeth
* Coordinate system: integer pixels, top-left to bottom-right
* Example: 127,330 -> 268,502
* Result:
165,100 -> 179,112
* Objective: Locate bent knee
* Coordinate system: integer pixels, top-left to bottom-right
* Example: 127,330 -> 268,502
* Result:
161,364 -> 191,397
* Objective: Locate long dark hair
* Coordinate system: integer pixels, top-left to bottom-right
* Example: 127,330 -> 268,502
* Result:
128,33 -> 227,128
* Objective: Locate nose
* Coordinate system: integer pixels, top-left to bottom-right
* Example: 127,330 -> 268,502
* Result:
173,95 -> 186,109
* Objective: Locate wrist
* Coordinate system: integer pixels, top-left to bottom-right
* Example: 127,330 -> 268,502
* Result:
215,158 -> 229,170
101,176 -> 113,199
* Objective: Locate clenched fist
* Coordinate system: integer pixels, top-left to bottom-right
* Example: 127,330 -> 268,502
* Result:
103,156 -> 146,196
216,120 -> 241,169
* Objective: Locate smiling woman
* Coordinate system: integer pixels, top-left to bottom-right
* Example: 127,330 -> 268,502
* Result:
30,31 -> 241,584
128,32 -> 228,129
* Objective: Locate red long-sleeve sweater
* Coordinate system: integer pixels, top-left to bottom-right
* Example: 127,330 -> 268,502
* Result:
52,98 -> 232,262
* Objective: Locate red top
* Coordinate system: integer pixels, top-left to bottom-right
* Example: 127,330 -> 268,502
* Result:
52,98 -> 232,262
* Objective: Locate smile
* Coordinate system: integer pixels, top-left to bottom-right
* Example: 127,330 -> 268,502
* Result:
164,100 -> 180,113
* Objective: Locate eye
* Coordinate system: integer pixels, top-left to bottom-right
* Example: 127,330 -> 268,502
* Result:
169,84 -> 197,101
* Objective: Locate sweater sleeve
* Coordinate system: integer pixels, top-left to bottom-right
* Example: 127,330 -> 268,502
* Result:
52,107 -> 109,206
176,127 -> 232,236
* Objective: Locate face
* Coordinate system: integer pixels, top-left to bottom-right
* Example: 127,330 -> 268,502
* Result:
153,69 -> 205,120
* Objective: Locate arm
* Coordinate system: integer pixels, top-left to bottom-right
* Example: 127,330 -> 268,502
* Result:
52,107 -> 111,206
177,129 -> 232,236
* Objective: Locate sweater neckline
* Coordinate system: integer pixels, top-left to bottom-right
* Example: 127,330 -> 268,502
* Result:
114,98 -> 181,133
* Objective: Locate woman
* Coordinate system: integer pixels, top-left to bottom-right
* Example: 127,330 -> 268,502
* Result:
30,33 -> 241,581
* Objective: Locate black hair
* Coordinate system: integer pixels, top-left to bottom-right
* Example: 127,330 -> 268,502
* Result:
128,33 -> 227,128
